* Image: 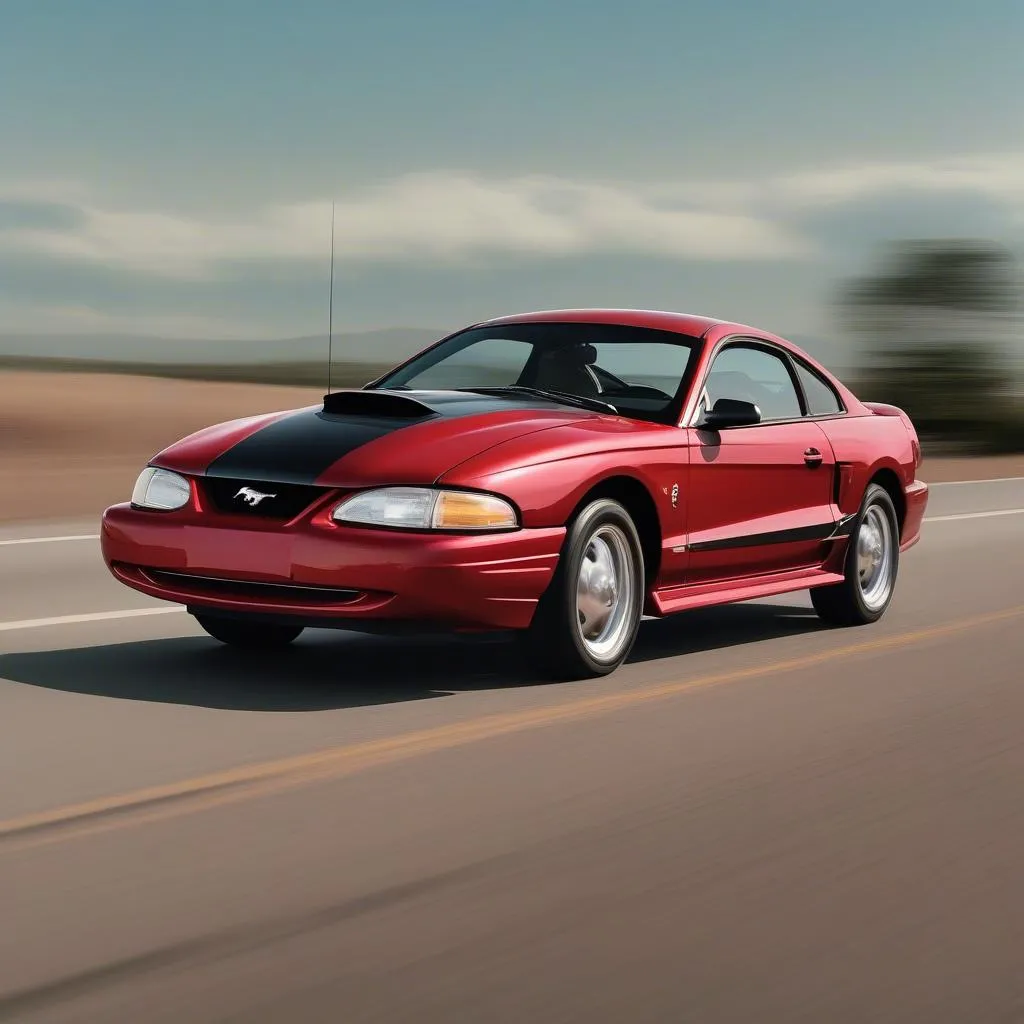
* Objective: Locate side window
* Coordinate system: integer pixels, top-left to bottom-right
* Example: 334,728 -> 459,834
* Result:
399,337 -> 532,389
703,345 -> 801,422
793,359 -> 843,416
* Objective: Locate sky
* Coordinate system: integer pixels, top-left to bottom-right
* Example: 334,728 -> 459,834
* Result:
2,0 -> 1023,364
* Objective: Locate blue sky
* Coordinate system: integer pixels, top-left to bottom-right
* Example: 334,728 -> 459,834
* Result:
2,0 -> 1023,362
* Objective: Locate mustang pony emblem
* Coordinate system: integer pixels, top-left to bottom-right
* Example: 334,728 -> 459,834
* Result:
234,486 -> 276,507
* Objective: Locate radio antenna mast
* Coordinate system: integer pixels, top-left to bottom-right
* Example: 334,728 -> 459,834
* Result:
326,200 -> 336,394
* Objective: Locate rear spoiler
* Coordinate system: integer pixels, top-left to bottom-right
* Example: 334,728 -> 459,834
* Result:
863,401 -> 904,417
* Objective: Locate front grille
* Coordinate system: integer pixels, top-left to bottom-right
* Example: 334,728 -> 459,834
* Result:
201,477 -> 329,520
143,568 -> 360,605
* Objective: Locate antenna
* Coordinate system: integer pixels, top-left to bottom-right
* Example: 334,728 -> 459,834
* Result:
327,200 -> 336,394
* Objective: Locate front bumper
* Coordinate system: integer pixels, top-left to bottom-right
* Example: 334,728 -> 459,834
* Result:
101,504 -> 565,631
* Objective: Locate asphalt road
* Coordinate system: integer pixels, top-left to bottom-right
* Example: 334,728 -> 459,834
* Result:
1,477 -> 1022,1023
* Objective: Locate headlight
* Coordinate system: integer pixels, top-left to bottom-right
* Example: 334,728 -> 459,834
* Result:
331,487 -> 518,531
131,467 -> 191,511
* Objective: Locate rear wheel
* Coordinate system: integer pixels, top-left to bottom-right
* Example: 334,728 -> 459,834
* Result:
523,498 -> 644,680
811,482 -> 899,626
193,613 -> 304,649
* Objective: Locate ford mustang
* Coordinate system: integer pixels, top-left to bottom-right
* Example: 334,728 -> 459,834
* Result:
101,309 -> 929,679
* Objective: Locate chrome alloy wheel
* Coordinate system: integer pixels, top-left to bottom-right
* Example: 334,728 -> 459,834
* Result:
575,523 -> 637,662
856,504 -> 894,612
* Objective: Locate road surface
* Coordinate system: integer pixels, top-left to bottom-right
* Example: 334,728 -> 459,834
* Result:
1,478 -> 1023,1022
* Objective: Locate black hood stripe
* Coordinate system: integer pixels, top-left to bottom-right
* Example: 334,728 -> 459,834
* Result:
204,408 -> 422,485
203,392 -> 564,486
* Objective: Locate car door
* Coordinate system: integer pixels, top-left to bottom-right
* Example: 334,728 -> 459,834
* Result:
684,340 -> 836,585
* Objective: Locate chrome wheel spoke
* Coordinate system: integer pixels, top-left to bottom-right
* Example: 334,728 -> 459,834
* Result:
577,540 -> 616,637
574,525 -> 635,661
856,505 -> 894,611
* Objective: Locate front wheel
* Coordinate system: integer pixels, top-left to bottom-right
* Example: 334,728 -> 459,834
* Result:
523,498 -> 644,680
193,612 -> 304,649
811,483 -> 900,626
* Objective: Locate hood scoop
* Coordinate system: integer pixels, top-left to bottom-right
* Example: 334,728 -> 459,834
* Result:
322,389 -> 436,419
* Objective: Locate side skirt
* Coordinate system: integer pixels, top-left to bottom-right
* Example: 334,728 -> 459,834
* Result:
649,565 -> 846,617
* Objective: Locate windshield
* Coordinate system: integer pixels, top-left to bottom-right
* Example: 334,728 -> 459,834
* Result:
371,322 -> 701,424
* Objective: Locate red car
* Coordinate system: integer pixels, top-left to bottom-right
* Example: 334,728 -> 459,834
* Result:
101,309 -> 928,679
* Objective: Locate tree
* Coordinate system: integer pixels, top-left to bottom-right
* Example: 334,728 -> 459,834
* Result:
837,240 -> 1022,452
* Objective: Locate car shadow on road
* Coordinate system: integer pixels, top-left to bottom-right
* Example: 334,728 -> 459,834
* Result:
0,601 -> 824,712
628,600 -> 823,665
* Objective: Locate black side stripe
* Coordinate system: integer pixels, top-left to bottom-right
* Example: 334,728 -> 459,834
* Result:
688,513 -> 857,553
204,408 -> 426,486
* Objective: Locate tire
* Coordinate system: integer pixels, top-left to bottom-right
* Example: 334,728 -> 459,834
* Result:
811,483 -> 900,626
523,498 -> 644,680
193,613 -> 304,649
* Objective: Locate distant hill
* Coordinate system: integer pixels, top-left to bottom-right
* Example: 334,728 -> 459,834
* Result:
0,355 -> 391,389
0,327 -> 443,367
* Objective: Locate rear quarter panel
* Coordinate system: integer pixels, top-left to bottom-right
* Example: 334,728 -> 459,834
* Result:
816,412 -> 917,518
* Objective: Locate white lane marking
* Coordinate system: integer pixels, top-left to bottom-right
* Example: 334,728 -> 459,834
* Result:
0,534 -> 100,547
924,508 -> 1024,523
930,476 -> 1024,486
0,607 -> 187,633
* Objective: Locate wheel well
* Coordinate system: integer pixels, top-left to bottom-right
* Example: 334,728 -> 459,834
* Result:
869,468 -> 906,537
570,476 -> 662,583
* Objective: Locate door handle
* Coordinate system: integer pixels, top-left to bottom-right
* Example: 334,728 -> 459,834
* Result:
804,447 -> 823,467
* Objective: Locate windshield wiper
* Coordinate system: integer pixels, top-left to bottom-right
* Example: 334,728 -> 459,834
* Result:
455,385 -> 617,415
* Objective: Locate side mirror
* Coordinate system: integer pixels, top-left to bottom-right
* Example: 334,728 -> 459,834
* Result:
701,397 -> 761,429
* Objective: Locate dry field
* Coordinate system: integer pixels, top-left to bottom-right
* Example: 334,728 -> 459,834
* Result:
2,370 -> 1022,525
0,371 -> 320,524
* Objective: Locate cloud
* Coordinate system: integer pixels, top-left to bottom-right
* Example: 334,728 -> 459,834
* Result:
1,151 -> 1022,284
646,152 -> 1024,222
770,153 -> 1024,210
0,173 -> 811,278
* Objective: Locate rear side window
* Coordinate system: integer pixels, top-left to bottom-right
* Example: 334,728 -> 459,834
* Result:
793,359 -> 843,416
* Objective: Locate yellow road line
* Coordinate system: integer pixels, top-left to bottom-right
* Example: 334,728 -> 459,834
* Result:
3,603 -> 1022,854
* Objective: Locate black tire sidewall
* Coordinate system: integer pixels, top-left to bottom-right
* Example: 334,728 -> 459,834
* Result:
194,613 -> 303,647
845,483 -> 900,622
553,498 -> 645,674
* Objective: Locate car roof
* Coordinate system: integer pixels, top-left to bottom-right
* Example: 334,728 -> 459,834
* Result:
479,308 -> 744,339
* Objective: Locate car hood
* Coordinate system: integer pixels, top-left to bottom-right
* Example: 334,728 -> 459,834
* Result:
150,389 -> 602,488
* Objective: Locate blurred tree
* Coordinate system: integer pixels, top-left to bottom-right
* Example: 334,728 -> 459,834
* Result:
837,240 -> 1022,452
